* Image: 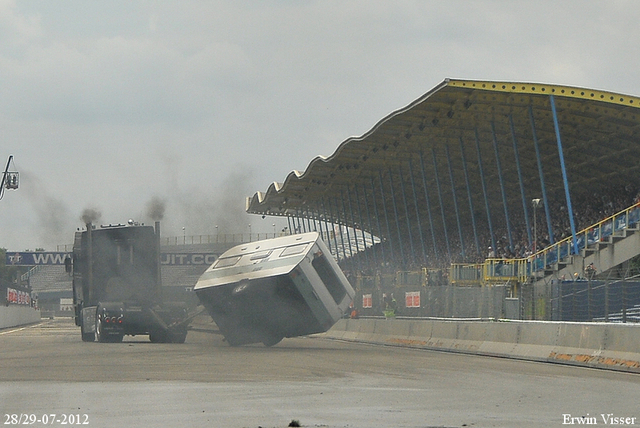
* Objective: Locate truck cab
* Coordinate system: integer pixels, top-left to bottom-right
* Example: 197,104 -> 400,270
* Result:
72,222 -> 188,343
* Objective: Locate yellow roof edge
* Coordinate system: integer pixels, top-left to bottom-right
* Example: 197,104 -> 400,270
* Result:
447,78 -> 640,109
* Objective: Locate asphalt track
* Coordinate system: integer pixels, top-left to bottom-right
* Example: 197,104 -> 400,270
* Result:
1,318 -> 639,428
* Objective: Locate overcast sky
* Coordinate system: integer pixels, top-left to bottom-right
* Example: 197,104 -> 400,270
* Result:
1,0 -> 639,251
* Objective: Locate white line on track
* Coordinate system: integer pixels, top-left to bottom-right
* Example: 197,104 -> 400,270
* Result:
0,320 -> 50,335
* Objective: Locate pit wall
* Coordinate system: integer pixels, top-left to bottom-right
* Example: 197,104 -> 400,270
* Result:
0,305 -> 41,329
325,318 -> 640,373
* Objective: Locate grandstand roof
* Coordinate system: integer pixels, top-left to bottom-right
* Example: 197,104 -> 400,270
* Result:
246,78 -> 640,265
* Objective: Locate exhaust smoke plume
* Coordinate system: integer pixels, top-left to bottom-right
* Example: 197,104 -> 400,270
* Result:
146,196 -> 166,221
20,170 -> 74,249
171,170 -> 253,235
81,208 -> 101,225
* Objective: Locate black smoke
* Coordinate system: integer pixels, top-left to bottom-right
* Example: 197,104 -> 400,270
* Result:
81,208 -> 101,225
146,196 -> 166,221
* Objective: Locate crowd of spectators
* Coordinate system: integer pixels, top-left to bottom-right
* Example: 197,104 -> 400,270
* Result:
336,184 -> 640,273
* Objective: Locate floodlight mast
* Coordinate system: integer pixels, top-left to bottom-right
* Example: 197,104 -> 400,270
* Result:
0,155 -> 19,201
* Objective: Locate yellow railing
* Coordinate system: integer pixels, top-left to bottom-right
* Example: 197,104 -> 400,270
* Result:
450,263 -> 483,285
483,258 -> 529,284
529,202 -> 640,274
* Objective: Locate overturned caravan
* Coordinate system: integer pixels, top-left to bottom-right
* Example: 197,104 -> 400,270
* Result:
194,232 -> 355,346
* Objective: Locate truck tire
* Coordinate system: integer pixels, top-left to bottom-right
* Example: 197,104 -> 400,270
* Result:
81,332 -> 95,342
80,318 -> 95,342
168,328 -> 188,344
149,331 -> 168,343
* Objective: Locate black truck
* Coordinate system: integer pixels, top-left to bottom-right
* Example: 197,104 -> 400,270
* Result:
72,221 -> 190,343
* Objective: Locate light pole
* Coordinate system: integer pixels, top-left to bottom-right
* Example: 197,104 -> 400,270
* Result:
532,199 -> 541,254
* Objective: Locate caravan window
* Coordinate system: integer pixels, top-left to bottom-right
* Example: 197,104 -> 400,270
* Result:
280,244 -> 308,257
312,254 -> 347,304
250,250 -> 272,261
213,255 -> 241,269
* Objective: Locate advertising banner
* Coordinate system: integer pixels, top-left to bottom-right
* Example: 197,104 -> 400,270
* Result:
5,252 -> 70,266
5,252 -> 219,266
362,293 -> 373,309
6,288 -> 31,306
159,253 -> 219,266
405,291 -> 421,308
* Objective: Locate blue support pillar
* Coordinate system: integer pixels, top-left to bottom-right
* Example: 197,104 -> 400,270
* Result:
317,203 -> 326,244
446,145 -> 465,259
352,185 -> 369,269
408,158 -> 428,266
378,171 -> 396,263
509,114 -> 532,249
300,208 -> 307,233
302,210 -> 308,233
369,177 -> 387,264
475,128 -> 496,252
387,169 -> 405,265
321,198 -> 336,257
432,149 -> 451,261
550,94 -> 579,254
362,183 -> 380,267
459,137 -> 481,255
340,189 -> 354,259
418,150 -> 438,261
324,197 -> 340,262
529,106 -> 555,245
295,211 -> 304,233
299,210 -> 304,232
306,209 -> 312,233
332,197 -> 348,262
397,166 -> 415,266
491,121 -> 514,251
287,216 -> 293,236
346,187 -> 360,257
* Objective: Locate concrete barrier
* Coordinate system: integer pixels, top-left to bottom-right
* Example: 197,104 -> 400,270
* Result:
0,305 -> 41,329
324,318 -> 640,373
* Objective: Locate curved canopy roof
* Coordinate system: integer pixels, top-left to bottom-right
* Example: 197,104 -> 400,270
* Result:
246,78 -> 640,267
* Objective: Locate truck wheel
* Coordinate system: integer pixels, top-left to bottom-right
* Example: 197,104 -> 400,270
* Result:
149,331 -> 168,343
81,332 -> 95,342
168,329 -> 188,344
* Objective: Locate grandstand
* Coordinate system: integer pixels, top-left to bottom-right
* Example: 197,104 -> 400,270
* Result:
245,78 -> 640,321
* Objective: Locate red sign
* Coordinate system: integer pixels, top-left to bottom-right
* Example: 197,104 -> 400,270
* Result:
362,294 -> 373,308
6,288 -> 31,306
405,291 -> 420,308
